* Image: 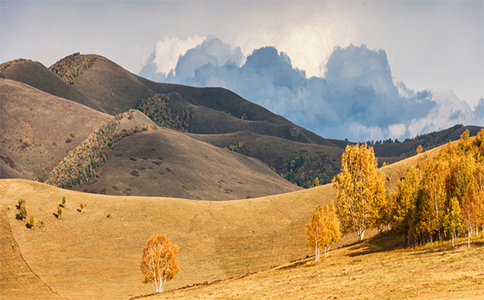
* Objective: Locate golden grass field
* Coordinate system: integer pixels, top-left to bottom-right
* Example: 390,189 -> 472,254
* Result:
2,144 -> 482,300
150,234 -> 484,300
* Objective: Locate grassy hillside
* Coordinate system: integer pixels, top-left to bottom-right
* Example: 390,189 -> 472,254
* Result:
70,127 -> 301,200
146,234 -> 484,300
69,55 -> 155,115
0,79 -> 112,181
0,145 -> 473,300
0,179 -> 331,300
190,131 -> 342,186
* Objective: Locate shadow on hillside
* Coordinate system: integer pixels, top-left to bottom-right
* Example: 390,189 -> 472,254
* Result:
347,231 -> 402,257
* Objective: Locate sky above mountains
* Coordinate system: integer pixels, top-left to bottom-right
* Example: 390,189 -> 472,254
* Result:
2,1 -> 483,142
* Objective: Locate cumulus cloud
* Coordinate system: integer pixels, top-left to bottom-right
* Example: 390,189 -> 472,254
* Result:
139,35 -> 206,81
140,37 -> 483,142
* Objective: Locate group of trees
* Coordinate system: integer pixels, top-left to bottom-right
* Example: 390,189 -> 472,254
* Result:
137,94 -> 192,132
306,129 -> 483,262
49,52 -> 97,84
46,113 -> 156,188
275,153 -> 337,188
392,129 -> 484,248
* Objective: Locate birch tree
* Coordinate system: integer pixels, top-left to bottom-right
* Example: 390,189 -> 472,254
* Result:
443,197 -> 461,248
306,202 -> 341,261
333,144 -> 385,240
140,234 -> 180,293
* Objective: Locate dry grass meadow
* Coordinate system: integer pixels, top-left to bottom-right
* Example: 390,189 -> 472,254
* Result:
1,143 -> 482,300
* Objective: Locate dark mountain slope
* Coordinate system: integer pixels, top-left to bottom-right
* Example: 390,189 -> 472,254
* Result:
70,127 -> 301,200
189,130 -> 343,187
0,79 -> 112,180
67,55 -> 155,115
0,60 -> 105,112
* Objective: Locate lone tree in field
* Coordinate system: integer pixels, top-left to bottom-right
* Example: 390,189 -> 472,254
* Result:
140,234 -> 180,293
306,202 -> 341,261
332,144 -> 385,240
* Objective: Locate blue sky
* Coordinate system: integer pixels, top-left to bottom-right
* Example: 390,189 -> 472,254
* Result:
1,1 -> 483,141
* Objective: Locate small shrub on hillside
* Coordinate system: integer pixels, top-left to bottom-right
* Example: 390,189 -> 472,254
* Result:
62,196 -> 66,207
37,219 -> 46,229
56,206 -> 62,219
17,200 -> 28,220
28,215 -> 36,229
106,213 -> 112,218
17,199 -> 26,210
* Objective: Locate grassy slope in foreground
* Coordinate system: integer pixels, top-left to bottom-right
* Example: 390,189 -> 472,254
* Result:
0,145 -> 459,300
0,179 -> 333,300
151,235 -> 484,300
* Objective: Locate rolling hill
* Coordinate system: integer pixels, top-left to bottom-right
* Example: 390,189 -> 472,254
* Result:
0,79 -> 112,181
0,80 -> 299,199
0,58 -> 106,112
0,144 -> 470,300
69,126 -> 300,200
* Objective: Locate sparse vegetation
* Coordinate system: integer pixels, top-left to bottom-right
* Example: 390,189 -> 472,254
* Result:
137,94 -> 191,132
273,153 -> 337,188
37,219 -> 46,229
46,114 -> 156,188
140,234 -> 180,293
17,199 -> 28,221
56,206 -> 62,219
49,52 -> 97,84
0,58 -> 32,76
28,215 -> 36,229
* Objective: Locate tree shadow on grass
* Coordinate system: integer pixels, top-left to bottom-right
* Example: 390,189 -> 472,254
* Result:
347,232 -> 403,257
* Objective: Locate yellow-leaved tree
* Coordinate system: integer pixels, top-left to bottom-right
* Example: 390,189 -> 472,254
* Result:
140,234 -> 180,293
333,144 -> 386,240
306,202 -> 341,261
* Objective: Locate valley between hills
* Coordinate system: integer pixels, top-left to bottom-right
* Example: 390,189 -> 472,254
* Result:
1,53 -> 483,299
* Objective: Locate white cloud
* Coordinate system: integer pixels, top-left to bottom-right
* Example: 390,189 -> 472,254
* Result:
151,35 -> 206,75
139,37 -> 483,142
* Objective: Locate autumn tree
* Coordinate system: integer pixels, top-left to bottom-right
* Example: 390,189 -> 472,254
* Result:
306,202 -> 341,261
391,167 -> 420,245
333,144 -> 386,240
443,197 -> 462,248
140,234 -> 180,293
462,185 -> 481,248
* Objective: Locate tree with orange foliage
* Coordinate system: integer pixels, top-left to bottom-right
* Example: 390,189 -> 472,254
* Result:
333,144 -> 386,240
306,202 -> 341,261
140,234 -> 180,293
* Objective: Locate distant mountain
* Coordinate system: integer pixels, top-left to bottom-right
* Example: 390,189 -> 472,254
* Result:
0,70 -> 299,199
1,53 -> 481,193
